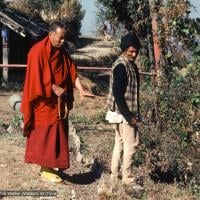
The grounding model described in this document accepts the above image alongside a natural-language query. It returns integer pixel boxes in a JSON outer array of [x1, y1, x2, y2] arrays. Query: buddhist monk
[[21, 21, 94, 183]]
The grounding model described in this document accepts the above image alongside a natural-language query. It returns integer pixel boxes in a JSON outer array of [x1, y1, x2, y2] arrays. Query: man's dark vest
[[107, 55, 140, 114]]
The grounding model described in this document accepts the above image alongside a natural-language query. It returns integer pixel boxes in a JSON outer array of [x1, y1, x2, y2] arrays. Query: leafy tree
[[60, 0, 85, 39], [8, 0, 85, 39], [9, 0, 64, 17], [96, 0, 150, 37]]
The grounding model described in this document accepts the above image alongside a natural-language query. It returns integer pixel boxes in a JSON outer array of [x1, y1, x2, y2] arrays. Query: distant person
[[21, 21, 94, 183], [103, 18, 115, 41], [106, 32, 142, 185]]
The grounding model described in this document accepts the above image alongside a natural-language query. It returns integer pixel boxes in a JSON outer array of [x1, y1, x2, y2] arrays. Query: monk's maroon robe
[[21, 36, 77, 168]]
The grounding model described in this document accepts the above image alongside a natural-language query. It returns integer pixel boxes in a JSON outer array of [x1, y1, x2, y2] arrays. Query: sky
[[190, 0, 200, 18], [80, 0, 98, 35], [80, 0, 200, 35]]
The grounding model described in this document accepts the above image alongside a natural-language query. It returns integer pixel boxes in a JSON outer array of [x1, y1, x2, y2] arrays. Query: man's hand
[[129, 117, 138, 127], [79, 89, 95, 99], [75, 77, 95, 99]]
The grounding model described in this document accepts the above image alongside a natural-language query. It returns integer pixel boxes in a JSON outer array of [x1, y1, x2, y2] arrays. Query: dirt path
[[71, 36, 119, 66]]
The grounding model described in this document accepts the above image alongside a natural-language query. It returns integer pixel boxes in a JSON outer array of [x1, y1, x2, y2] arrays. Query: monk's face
[[49, 27, 65, 48], [123, 46, 139, 62]]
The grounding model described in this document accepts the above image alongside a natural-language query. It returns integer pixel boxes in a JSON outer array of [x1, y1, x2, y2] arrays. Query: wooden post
[[1, 28, 9, 85], [148, 0, 161, 85], [151, 13, 162, 128], [148, 0, 162, 127], [151, 13, 161, 86], [146, 21, 155, 84]]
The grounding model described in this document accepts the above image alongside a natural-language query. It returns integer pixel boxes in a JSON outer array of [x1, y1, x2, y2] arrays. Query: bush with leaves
[[138, 44, 200, 192]]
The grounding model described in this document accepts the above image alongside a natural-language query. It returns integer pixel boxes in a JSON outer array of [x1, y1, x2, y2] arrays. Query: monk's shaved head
[[49, 21, 65, 48], [49, 21, 65, 32]]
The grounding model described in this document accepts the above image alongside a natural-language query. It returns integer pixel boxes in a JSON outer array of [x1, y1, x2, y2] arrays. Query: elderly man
[[106, 32, 141, 185], [21, 21, 94, 183]]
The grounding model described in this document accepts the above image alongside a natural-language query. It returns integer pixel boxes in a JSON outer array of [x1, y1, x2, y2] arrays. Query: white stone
[[7, 125, 14, 133], [8, 94, 22, 111]]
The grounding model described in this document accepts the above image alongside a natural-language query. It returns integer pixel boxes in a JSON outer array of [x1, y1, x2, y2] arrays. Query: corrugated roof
[[0, 6, 48, 39]]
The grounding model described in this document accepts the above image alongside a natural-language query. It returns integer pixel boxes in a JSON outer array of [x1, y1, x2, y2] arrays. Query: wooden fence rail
[[0, 64, 157, 76]]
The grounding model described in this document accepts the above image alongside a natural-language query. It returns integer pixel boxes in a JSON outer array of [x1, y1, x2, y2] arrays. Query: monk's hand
[[52, 84, 65, 97], [23, 120, 32, 137], [79, 89, 95, 99]]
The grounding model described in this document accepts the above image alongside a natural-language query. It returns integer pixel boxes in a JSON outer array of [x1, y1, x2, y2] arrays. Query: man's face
[[123, 46, 139, 62], [49, 27, 65, 48]]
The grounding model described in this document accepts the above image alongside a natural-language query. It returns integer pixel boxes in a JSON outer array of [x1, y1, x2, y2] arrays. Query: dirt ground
[[0, 37, 198, 200], [0, 91, 198, 200]]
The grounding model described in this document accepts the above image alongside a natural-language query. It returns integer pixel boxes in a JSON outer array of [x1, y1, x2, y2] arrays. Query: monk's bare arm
[[74, 77, 95, 98]]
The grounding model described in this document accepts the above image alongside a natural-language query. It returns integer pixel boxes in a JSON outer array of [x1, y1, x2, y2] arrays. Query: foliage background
[[9, 0, 85, 39]]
